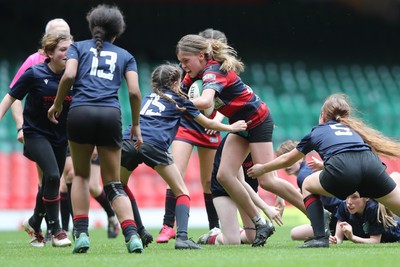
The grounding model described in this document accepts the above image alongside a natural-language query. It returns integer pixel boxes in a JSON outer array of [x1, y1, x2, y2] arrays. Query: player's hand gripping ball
[[188, 80, 215, 117]]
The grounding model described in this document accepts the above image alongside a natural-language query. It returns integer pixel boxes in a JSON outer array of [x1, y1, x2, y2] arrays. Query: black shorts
[[233, 113, 274, 142], [121, 140, 174, 171], [211, 174, 259, 198], [211, 151, 258, 198], [67, 106, 122, 147], [320, 150, 396, 199]]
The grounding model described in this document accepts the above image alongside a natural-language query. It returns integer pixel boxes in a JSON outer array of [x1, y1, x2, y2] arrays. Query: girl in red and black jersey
[[156, 29, 226, 243], [176, 34, 306, 247]]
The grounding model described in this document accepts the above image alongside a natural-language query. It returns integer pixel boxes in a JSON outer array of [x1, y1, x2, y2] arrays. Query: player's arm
[[125, 70, 142, 148], [191, 88, 215, 110], [247, 148, 305, 178], [0, 94, 17, 121], [48, 59, 78, 124], [339, 221, 381, 244], [237, 167, 283, 226], [194, 113, 246, 133], [329, 219, 344, 244]]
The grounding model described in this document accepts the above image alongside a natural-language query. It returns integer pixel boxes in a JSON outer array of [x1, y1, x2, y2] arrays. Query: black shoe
[[175, 237, 202, 250], [298, 236, 329, 248], [107, 217, 120, 239], [252, 223, 275, 247], [139, 228, 154, 248]]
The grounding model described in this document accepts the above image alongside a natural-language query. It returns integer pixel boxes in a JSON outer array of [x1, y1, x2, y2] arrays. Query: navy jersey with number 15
[[123, 91, 201, 151], [66, 39, 138, 109]]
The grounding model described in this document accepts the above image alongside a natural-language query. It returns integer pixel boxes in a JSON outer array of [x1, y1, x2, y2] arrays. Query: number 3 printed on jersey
[[330, 123, 352, 136], [89, 48, 117, 80]]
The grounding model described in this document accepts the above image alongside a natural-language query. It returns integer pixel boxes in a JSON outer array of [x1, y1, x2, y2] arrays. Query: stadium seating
[[1, 59, 399, 210]]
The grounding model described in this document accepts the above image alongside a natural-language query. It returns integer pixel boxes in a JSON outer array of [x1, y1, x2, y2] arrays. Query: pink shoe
[[156, 224, 176, 243]]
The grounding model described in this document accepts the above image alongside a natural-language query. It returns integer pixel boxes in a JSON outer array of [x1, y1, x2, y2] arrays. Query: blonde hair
[[150, 63, 187, 111], [322, 93, 400, 158], [377, 203, 397, 231], [176, 34, 244, 75], [45, 18, 70, 34], [276, 140, 299, 157]]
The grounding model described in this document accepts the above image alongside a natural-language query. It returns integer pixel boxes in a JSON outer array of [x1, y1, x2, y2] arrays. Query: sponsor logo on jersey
[[209, 137, 219, 143], [203, 73, 216, 81]]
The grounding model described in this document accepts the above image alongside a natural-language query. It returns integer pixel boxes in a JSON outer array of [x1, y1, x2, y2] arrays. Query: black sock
[[163, 189, 176, 227], [175, 195, 190, 239], [94, 190, 115, 218], [304, 194, 326, 237], [66, 183, 73, 217], [121, 220, 137, 242], [74, 215, 89, 237], [31, 185, 45, 232], [204, 193, 219, 229], [123, 185, 144, 233], [43, 196, 61, 235], [60, 192, 70, 231]]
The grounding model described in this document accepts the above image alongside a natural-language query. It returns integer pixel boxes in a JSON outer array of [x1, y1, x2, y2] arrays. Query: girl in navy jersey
[[248, 93, 400, 248], [48, 4, 143, 254], [119, 63, 247, 250], [330, 191, 400, 244], [176, 34, 306, 247], [0, 32, 73, 247], [156, 28, 226, 243]]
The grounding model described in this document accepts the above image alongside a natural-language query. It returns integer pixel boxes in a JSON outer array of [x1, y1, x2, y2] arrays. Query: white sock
[[251, 214, 266, 226]]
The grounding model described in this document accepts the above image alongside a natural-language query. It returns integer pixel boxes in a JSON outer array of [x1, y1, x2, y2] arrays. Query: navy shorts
[[211, 136, 258, 198], [67, 106, 122, 148], [320, 151, 396, 199], [233, 113, 274, 142], [121, 140, 174, 171]]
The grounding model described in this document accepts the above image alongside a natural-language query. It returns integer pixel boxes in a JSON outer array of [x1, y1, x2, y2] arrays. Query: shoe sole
[[156, 235, 175, 243], [127, 241, 143, 254], [52, 242, 72, 247], [73, 238, 90, 253], [175, 245, 202, 250], [130, 248, 143, 253], [73, 246, 90, 253]]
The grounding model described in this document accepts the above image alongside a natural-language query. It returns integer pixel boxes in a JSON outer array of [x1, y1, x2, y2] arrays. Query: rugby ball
[[188, 80, 215, 117]]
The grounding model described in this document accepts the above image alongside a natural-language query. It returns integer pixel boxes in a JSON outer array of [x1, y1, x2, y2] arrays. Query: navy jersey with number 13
[[66, 39, 138, 109]]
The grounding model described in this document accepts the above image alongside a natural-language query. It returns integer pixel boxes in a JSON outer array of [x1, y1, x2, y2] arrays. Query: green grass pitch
[[1, 207, 399, 267]]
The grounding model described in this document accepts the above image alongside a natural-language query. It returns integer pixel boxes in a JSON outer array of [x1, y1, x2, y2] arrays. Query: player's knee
[[104, 182, 127, 202]]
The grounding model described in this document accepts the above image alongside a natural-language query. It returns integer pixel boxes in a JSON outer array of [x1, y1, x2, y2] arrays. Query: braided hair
[[86, 4, 126, 57], [151, 63, 187, 110]]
